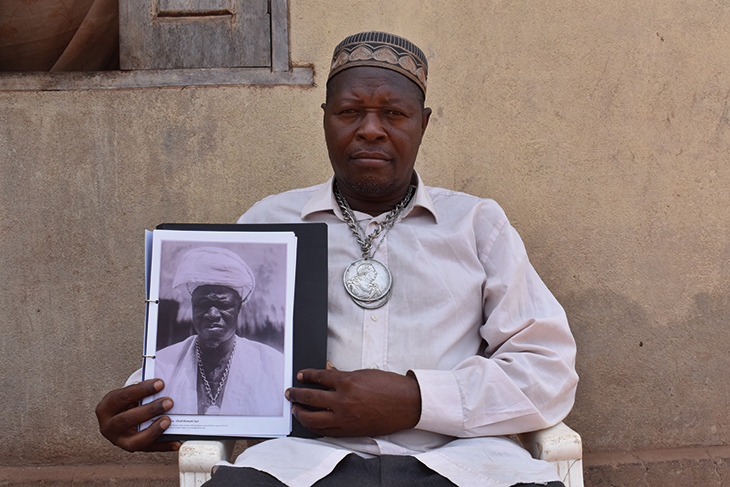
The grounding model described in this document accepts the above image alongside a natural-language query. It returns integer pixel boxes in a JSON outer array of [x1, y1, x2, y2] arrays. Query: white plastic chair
[[178, 439, 235, 487], [178, 422, 583, 487], [518, 422, 584, 487]]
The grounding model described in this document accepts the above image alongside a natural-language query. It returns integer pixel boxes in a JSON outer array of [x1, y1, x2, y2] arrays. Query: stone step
[[584, 445, 730, 486], [0, 464, 178, 487]]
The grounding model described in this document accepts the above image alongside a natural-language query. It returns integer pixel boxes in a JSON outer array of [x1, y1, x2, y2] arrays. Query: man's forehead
[[328, 31, 428, 98]]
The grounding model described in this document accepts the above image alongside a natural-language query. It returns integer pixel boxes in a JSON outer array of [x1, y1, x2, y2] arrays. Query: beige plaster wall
[[1, 0, 728, 468]]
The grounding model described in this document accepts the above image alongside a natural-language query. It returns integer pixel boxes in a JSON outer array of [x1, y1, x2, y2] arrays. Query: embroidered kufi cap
[[328, 31, 428, 96], [173, 247, 255, 303]]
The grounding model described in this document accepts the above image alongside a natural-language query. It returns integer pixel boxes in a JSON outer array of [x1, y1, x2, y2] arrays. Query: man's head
[[357, 262, 377, 279], [323, 32, 432, 214], [172, 246, 255, 350]]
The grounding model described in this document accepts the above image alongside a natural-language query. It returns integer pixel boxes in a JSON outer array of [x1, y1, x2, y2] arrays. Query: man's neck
[[198, 337, 235, 375], [336, 175, 417, 217], [345, 194, 409, 216]]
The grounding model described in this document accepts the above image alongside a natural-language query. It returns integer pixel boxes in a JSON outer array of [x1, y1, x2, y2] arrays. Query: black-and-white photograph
[[141, 229, 296, 437]]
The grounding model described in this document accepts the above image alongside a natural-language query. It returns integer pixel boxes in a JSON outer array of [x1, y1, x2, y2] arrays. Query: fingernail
[[154, 380, 164, 391], [297, 372, 303, 381], [162, 399, 173, 410], [285, 390, 290, 400], [160, 418, 171, 429]]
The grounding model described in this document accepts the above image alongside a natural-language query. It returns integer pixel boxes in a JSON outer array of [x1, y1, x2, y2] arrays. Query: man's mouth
[[350, 151, 391, 165]]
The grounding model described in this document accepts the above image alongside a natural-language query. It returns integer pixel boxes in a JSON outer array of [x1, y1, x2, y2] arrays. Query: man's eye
[[387, 110, 405, 116]]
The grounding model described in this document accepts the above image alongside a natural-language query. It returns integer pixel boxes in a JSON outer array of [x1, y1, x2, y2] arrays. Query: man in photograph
[[97, 31, 577, 487], [152, 246, 284, 416]]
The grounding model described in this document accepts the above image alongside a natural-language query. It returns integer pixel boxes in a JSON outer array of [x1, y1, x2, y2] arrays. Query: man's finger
[[286, 386, 335, 409], [296, 368, 340, 389], [101, 397, 174, 442], [291, 404, 338, 432], [96, 379, 165, 421], [117, 416, 180, 452]]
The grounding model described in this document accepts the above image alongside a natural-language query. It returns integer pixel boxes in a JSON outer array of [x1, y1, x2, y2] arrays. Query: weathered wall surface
[[0, 0, 728, 473]]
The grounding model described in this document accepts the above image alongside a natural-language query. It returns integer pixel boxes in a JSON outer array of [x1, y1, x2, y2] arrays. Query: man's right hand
[[95, 379, 181, 452]]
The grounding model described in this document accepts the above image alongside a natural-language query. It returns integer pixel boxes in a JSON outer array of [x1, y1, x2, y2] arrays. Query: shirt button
[[371, 315, 379, 322], [370, 364, 379, 369]]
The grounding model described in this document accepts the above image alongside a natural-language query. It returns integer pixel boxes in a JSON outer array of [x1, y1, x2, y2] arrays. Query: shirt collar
[[300, 172, 439, 223]]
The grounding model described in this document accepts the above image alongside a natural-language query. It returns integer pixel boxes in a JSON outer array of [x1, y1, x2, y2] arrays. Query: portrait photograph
[[141, 229, 297, 438]]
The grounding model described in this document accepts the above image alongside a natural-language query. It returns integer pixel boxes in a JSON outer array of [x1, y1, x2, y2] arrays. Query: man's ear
[[421, 107, 432, 135]]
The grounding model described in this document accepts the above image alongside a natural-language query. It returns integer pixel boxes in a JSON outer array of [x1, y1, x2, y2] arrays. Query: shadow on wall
[[564, 287, 730, 452]]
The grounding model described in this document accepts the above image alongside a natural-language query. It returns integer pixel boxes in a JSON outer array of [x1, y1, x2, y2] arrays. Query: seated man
[[96, 31, 578, 487]]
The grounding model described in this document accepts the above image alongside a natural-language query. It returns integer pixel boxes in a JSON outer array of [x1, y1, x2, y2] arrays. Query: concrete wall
[[1, 0, 728, 480]]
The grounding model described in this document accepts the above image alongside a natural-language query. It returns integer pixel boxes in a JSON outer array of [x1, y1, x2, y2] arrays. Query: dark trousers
[[202, 454, 566, 487]]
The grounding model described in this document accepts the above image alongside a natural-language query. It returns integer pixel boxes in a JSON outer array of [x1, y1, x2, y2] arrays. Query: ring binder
[[142, 222, 327, 440]]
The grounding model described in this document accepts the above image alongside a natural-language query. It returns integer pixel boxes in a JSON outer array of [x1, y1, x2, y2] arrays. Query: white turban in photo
[[173, 247, 255, 303]]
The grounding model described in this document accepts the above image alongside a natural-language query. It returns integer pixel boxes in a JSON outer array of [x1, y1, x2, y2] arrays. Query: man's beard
[[338, 171, 403, 200]]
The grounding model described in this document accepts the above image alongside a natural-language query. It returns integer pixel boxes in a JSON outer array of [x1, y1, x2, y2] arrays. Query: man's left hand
[[286, 365, 421, 438]]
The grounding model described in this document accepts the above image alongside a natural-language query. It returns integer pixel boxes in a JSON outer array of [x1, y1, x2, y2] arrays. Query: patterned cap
[[328, 31, 428, 96]]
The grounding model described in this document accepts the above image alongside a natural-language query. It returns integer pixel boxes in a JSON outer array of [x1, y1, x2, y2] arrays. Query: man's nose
[[356, 112, 386, 141], [204, 306, 222, 320]]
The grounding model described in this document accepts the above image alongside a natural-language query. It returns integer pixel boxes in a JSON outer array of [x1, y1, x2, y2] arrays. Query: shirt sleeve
[[411, 218, 578, 437]]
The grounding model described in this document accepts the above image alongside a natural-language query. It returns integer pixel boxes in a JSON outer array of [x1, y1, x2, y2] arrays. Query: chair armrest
[[517, 422, 582, 462], [179, 440, 235, 487], [518, 423, 584, 487]]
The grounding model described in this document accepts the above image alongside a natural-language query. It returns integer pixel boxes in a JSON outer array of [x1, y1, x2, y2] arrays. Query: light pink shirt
[[223, 175, 578, 487]]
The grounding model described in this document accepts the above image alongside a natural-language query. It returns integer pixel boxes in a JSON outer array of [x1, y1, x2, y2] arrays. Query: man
[[150, 246, 284, 416], [96, 31, 578, 486]]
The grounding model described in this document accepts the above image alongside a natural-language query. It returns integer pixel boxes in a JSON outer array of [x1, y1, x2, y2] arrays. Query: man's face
[[191, 285, 242, 350], [323, 66, 431, 206]]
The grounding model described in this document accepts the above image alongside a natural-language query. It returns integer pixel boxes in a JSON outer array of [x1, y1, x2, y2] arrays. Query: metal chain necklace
[[196, 336, 236, 415], [334, 180, 415, 309]]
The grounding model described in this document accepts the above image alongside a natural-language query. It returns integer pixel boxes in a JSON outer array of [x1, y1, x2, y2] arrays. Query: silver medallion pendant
[[343, 258, 392, 309], [205, 404, 221, 415]]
